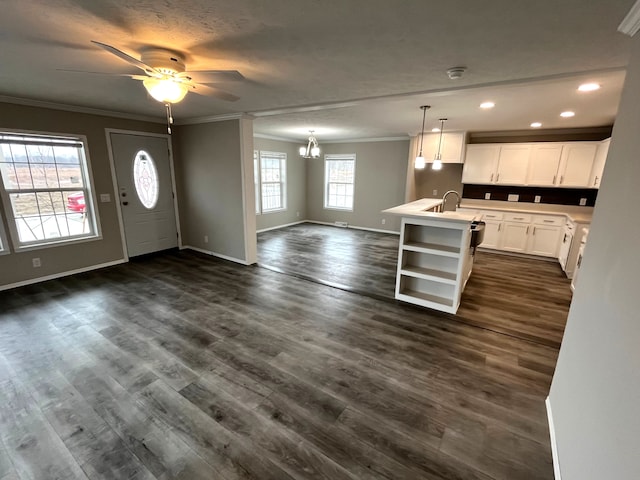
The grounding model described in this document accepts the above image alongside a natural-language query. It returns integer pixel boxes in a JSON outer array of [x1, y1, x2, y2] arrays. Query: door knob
[[122, 201, 129, 206]]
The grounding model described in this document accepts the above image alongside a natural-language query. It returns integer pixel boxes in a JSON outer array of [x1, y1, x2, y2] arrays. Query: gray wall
[[254, 137, 307, 231], [548, 33, 640, 479], [307, 140, 409, 232], [415, 164, 464, 203], [0, 102, 166, 288], [173, 119, 251, 263]]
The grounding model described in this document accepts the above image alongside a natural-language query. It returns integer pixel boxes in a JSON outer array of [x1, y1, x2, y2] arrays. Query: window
[[324, 154, 356, 211], [0, 131, 99, 248], [133, 150, 159, 209], [255, 151, 286, 213]]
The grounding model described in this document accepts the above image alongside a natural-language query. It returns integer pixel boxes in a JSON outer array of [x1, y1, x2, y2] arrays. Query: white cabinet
[[557, 143, 598, 187], [418, 132, 466, 163], [395, 218, 472, 314], [528, 224, 562, 257], [462, 145, 500, 183], [481, 220, 502, 249], [501, 213, 531, 252], [589, 138, 610, 188], [527, 144, 563, 186], [496, 144, 531, 184]]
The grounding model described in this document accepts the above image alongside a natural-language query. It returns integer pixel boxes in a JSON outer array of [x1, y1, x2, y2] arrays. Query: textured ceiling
[[0, 0, 635, 140]]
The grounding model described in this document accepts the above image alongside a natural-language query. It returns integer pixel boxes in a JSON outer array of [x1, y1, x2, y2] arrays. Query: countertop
[[382, 198, 477, 224], [459, 201, 593, 224]]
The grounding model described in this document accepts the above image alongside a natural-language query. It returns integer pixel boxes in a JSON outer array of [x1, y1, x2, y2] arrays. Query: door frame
[[105, 128, 182, 261]]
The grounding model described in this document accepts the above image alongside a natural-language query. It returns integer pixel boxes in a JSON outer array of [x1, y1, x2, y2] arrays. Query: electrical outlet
[[534, 195, 541, 203], [204, 235, 209, 243], [432, 189, 438, 196], [99, 193, 111, 203], [381, 218, 386, 225], [484, 193, 491, 200], [579, 198, 587, 206], [32, 257, 41, 268], [508, 194, 519, 202]]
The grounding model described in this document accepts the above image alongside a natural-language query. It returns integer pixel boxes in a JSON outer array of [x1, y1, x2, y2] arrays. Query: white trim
[[253, 133, 299, 143], [256, 220, 306, 233], [305, 220, 400, 235], [326, 136, 409, 144], [546, 397, 562, 480], [0, 258, 126, 292], [181, 245, 252, 265], [619, 0, 640, 36], [240, 117, 257, 264], [0, 95, 162, 124], [324, 153, 356, 212], [175, 112, 252, 126]]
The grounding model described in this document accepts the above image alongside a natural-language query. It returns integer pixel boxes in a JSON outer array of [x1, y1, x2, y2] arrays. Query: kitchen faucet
[[442, 190, 461, 211]]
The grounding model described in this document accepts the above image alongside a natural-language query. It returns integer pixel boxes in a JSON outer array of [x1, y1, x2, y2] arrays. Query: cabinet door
[[528, 225, 561, 257], [589, 138, 610, 188], [496, 145, 531, 184], [558, 143, 598, 187], [527, 144, 562, 186], [462, 145, 500, 184], [480, 220, 502, 249], [501, 222, 529, 252], [420, 132, 465, 163]]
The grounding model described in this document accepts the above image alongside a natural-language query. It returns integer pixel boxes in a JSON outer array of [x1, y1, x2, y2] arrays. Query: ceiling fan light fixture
[[143, 77, 189, 103]]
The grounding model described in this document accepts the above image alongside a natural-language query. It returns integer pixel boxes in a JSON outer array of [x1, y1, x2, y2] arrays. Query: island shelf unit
[[395, 217, 472, 313]]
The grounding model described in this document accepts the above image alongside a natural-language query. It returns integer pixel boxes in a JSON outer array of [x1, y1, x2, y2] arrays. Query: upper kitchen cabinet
[[589, 138, 610, 188], [495, 144, 531, 184], [419, 132, 467, 163], [461, 144, 500, 183], [527, 143, 564, 186], [557, 143, 598, 187]]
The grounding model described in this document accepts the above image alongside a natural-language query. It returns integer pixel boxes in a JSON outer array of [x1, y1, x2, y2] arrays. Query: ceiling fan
[[70, 41, 245, 132]]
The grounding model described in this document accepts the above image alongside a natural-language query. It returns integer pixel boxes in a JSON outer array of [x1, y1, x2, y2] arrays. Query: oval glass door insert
[[133, 150, 159, 209]]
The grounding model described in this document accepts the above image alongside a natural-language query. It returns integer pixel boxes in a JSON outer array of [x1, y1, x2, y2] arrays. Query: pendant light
[[414, 105, 430, 170], [432, 118, 447, 171], [299, 130, 320, 158]]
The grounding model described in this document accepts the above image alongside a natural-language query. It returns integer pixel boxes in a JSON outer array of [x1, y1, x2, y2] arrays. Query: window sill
[[261, 208, 287, 214], [324, 206, 354, 212], [14, 234, 103, 253]]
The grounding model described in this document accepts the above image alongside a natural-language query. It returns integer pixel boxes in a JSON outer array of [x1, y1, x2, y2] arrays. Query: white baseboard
[[0, 258, 126, 292], [546, 397, 562, 480], [256, 220, 306, 233], [305, 220, 400, 235], [182, 245, 254, 265]]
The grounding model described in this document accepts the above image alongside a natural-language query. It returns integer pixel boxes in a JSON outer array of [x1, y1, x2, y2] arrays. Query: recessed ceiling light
[[480, 101, 495, 109], [578, 83, 600, 92], [530, 122, 542, 128], [560, 111, 575, 118], [431, 127, 441, 132]]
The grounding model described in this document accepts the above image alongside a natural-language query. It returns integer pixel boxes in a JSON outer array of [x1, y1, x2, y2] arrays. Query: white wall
[[548, 31, 640, 480]]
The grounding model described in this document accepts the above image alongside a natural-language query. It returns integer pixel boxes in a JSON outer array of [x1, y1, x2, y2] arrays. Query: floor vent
[[334, 221, 348, 228]]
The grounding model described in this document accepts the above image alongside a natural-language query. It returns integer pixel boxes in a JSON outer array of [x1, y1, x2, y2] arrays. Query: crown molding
[[175, 112, 254, 126], [325, 136, 409, 144], [619, 0, 640, 36], [253, 133, 299, 142], [0, 95, 163, 123]]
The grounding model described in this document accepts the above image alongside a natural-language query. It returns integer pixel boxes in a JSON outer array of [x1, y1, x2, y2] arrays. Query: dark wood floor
[[0, 249, 558, 479], [258, 222, 571, 347]]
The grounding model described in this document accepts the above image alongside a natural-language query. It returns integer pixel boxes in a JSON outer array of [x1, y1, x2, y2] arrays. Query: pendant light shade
[[432, 118, 447, 171], [414, 105, 430, 170], [300, 131, 320, 158]]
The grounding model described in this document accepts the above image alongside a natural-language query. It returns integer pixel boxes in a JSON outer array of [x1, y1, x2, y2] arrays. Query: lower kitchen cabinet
[[501, 222, 530, 252], [528, 224, 562, 257], [481, 220, 502, 249]]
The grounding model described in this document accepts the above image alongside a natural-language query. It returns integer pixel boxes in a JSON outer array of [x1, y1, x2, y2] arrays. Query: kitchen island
[[382, 198, 479, 314]]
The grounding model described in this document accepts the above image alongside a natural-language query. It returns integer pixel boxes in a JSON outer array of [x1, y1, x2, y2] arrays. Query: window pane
[[58, 164, 84, 188], [325, 156, 355, 210], [0, 162, 21, 189], [133, 150, 159, 209]]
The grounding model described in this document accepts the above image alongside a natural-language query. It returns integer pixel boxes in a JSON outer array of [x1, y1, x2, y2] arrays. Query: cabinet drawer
[[503, 212, 532, 223], [532, 215, 564, 227], [479, 210, 504, 221]]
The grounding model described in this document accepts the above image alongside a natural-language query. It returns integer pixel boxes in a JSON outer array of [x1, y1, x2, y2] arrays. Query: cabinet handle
[[533, 227, 536, 235], [490, 173, 494, 182], [514, 217, 524, 220], [498, 223, 502, 231], [496, 173, 500, 182], [553, 175, 557, 184], [526, 226, 530, 234], [560, 175, 564, 184], [594, 176, 599, 186], [543, 220, 554, 223], [563, 233, 567, 243]]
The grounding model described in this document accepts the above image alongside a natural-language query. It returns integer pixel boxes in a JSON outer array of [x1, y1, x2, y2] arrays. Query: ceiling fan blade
[[178, 70, 244, 84], [56, 68, 143, 77], [91, 40, 157, 74], [189, 84, 240, 102]]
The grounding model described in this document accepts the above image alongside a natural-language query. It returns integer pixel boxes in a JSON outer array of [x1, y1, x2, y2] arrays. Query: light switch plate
[[484, 193, 491, 200], [508, 194, 519, 202], [534, 195, 541, 203], [579, 198, 587, 206], [100, 193, 111, 203]]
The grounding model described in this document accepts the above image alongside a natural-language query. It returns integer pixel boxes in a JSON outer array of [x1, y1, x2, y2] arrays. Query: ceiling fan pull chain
[[165, 102, 173, 134]]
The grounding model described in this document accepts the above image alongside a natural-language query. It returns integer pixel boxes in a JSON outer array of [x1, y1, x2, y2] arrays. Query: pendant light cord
[[436, 118, 446, 160], [418, 105, 430, 156], [165, 103, 174, 134]]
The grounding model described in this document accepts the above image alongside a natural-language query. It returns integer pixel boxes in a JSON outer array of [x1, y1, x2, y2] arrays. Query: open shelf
[[403, 241, 460, 257], [400, 265, 457, 284], [398, 288, 454, 308]]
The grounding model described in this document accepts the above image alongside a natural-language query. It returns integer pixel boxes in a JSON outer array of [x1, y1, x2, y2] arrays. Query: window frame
[[253, 150, 261, 215], [0, 129, 102, 251], [0, 216, 9, 255], [255, 150, 287, 214], [324, 153, 356, 212]]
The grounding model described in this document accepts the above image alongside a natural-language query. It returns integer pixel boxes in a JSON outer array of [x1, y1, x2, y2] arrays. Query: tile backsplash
[[462, 184, 598, 207]]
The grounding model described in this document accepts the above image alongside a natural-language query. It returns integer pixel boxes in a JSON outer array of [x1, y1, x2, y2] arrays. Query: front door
[[110, 132, 178, 257]]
